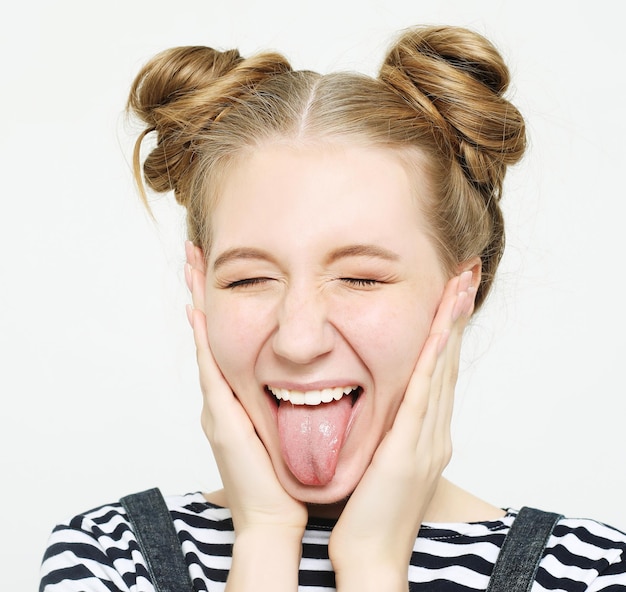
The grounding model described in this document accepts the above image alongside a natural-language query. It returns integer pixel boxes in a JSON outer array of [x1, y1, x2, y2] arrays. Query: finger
[[189, 304, 239, 438], [430, 320, 462, 453], [189, 306, 215, 393], [185, 241, 206, 295], [428, 273, 462, 337], [190, 305, 209, 359], [431, 280, 478, 452], [184, 262, 193, 293], [389, 331, 442, 442], [442, 276, 478, 395], [185, 303, 194, 328], [190, 267, 207, 313], [189, 306, 230, 402], [399, 272, 471, 447], [451, 270, 472, 322], [408, 327, 450, 451], [399, 272, 462, 414], [435, 271, 475, 354]]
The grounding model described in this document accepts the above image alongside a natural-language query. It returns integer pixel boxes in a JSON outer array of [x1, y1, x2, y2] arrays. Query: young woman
[[39, 25, 626, 592]]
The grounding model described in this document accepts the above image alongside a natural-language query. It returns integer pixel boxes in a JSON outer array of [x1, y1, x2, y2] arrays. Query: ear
[[457, 256, 481, 290]]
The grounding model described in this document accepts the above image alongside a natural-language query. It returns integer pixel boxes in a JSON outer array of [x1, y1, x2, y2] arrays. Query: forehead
[[210, 141, 432, 236], [204, 142, 445, 281]]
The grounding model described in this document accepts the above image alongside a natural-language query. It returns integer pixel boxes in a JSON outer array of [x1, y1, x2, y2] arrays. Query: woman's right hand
[[185, 241, 306, 591]]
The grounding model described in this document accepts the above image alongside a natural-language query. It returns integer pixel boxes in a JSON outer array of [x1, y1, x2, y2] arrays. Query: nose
[[272, 283, 334, 365]]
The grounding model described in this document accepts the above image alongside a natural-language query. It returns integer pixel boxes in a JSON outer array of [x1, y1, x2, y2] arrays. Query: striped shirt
[[39, 492, 626, 591]]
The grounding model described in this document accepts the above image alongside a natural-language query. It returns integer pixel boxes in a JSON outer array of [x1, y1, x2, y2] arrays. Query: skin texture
[[185, 142, 490, 591]]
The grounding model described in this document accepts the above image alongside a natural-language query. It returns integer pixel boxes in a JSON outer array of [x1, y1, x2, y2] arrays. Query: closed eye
[[226, 277, 272, 289], [340, 278, 380, 287]]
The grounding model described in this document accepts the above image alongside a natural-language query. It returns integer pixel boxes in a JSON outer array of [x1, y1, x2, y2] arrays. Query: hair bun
[[380, 25, 526, 197], [127, 46, 291, 204], [128, 46, 242, 124]]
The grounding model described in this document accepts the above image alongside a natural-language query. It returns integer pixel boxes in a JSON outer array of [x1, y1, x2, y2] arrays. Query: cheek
[[204, 295, 273, 390], [379, 312, 432, 392], [333, 293, 436, 381], [355, 296, 440, 438]]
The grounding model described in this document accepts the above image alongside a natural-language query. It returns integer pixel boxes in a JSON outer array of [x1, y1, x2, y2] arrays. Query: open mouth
[[266, 385, 362, 406], [266, 384, 364, 486]]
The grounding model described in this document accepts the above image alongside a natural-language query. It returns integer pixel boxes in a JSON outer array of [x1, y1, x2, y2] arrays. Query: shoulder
[[39, 491, 233, 591], [539, 512, 626, 591], [413, 509, 626, 591]]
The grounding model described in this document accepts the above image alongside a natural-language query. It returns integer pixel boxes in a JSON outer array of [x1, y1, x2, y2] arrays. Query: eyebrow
[[212, 247, 278, 272], [325, 244, 400, 265], [212, 243, 400, 272]]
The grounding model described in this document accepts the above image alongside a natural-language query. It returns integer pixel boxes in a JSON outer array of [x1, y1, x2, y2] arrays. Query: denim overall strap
[[486, 506, 562, 592], [120, 488, 194, 592]]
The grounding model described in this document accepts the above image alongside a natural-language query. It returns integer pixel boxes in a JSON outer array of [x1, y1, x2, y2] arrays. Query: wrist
[[330, 537, 410, 592], [333, 563, 408, 592], [227, 527, 304, 592], [234, 523, 305, 545]]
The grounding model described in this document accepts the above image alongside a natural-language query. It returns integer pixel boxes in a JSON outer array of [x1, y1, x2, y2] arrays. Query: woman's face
[[204, 142, 447, 505]]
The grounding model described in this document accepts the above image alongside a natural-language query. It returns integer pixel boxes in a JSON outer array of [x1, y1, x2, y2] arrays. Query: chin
[[286, 480, 353, 506]]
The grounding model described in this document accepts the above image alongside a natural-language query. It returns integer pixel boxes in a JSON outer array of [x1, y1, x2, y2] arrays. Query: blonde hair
[[127, 25, 526, 309]]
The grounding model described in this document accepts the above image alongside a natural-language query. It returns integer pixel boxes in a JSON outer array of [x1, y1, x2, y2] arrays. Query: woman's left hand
[[328, 270, 476, 592]]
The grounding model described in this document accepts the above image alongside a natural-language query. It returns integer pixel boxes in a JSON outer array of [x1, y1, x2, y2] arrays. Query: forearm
[[226, 527, 303, 592]]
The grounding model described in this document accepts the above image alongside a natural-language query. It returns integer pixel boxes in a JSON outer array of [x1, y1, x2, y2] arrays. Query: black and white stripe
[[39, 492, 626, 591]]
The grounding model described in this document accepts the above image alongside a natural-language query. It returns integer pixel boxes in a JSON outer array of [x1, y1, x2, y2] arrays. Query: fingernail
[[465, 285, 477, 317], [185, 304, 194, 328]]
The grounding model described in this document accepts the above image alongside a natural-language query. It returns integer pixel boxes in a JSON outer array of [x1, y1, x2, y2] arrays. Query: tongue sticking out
[[277, 395, 353, 486]]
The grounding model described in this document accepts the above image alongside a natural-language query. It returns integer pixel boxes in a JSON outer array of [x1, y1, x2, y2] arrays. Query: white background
[[1, 0, 624, 589]]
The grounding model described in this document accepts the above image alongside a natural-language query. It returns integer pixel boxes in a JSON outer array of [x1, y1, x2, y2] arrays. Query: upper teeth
[[268, 385, 357, 405]]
